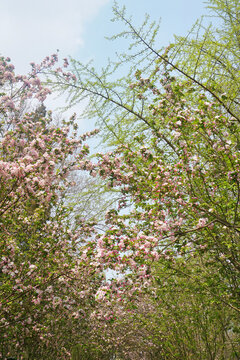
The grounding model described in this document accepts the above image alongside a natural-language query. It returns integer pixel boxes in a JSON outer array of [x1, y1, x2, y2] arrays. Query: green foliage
[[49, 0, 240, 147], [173, 0, 240, 118], [48, 1, 240, 358]]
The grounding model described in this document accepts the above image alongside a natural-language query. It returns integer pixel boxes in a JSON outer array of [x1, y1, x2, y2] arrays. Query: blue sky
[[0, 0, 208, 73], [0, 0, 209, 135], [80, 0, 208, 65]]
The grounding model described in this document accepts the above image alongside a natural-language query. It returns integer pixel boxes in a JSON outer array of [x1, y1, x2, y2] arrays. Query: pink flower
[[11, 166, 20, 176], [197, 218, 207, 227]]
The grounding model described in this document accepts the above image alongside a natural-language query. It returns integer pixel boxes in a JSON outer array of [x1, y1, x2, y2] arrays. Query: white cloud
[[0, 0, 109, 73]]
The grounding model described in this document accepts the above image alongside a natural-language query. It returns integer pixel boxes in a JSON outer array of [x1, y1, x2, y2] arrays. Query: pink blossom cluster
[[0, 55, 102, 359]]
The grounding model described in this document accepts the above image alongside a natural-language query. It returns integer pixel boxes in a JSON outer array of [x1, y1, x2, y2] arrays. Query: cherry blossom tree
[[0, 55, 105, 359]]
